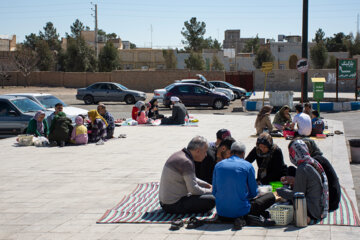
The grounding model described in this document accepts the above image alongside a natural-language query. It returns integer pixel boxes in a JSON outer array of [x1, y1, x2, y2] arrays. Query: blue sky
[[1, 0, 359, 48]]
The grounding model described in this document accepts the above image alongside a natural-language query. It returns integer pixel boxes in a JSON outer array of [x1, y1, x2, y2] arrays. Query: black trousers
[[218, 192, 275, 221], [160, 194, 216, 214]]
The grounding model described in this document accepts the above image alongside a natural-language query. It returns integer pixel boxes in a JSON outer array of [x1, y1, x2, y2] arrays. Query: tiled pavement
[[0, 114, 359, 239]]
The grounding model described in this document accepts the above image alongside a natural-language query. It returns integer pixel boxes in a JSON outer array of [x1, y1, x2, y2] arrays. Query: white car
[[6, 93, 88, 122]]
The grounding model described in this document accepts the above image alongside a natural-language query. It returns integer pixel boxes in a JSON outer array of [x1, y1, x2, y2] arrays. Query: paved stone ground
[[0, 114, 359, 239]]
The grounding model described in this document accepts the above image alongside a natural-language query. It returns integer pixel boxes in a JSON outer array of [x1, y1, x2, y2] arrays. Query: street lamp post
[[302, 0, 309, 102]]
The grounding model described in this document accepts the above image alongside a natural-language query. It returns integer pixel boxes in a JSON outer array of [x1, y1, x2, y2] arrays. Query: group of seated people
[[26, 102, 115, 146], [255, 102, 325, 137], [159, 130, 340, 228], [131, 96, 189, 125]]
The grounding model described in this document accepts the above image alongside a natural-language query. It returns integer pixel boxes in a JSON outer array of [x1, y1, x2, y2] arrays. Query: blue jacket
[[212, 155, 258, 218]]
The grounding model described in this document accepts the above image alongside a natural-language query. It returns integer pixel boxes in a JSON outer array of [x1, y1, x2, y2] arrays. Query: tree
[[98, 42, 120, 72], [211, 55, 224, 70], [23, 33, 39, 50], [314, 28, 325, 43], [106, 33, 117, 40], [212, 39, 222, 50], [69, 19, 85, 39], [253, 47, 274, 69], [184, 52, 205, 70], [242, 35, 260, 53], [162, 49, 177, 69], [310, 42, 328, 69], [64, 37, 97, 72], [325, 32, 350, 52], [130, 42, 137, 49], [12, 45, 38, 87], [327, 55, 337, 69], [0, 62, 13, 89], [39, 22, 61, 51], [181, 17, 206, 52], [347, 33, 360, 57], [36, 40, 55, 71]]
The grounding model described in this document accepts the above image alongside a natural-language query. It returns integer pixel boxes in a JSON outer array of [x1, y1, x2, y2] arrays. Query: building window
[[279, 64, 286, 70]]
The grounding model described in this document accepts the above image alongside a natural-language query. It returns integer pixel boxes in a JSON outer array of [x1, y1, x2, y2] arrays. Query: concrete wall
[[4, 70, 225, 92], [254, 69, 357, 92]]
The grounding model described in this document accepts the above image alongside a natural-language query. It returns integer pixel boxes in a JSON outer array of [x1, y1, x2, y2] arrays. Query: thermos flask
[[294, 192, 307, 227]]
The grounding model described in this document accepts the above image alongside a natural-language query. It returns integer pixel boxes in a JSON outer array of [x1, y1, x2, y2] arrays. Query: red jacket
[[132, 106, 139, 120]]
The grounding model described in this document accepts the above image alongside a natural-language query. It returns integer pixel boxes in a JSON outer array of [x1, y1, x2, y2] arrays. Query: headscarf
[[170, 96, 180, 102], [255, 132, 278, 180], [289, 139, 329, 218], [135, 101, 145, 109], [302, 138, 323, 157], [87, 110, 108, 127], [33, 110, 45, 134], [255, 105, 272, 127], [75, 115, 84, 126], [278, 105, 291, 121]]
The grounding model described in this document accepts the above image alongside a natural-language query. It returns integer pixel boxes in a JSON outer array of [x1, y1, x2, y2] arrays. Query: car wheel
[[124, 95, 135, 104], [234, 92, 241, 99], [213, 99, 225, 109], [83, 95, 94, 105]]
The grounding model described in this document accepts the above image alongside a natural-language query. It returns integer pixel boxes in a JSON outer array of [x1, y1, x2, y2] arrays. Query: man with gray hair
[[159, 136, 215, 214], [212, 141, 277, 228]]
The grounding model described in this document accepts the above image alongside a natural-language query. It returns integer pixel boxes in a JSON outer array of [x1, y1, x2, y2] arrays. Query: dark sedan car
[[209, 81, 247, 99], [76, 82, 147, 105], [163, 83, 230, 109]]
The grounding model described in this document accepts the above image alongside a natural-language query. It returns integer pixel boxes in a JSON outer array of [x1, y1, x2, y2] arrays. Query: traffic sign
[[261, 62, 273, 74], [296, 58, 308, 73]]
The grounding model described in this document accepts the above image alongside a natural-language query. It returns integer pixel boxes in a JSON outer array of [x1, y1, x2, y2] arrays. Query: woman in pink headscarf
[[70, 115, 88, 145]]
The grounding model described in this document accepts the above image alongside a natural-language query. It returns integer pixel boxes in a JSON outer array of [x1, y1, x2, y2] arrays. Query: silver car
[[76, 82, 147, 105], [0, 95, 51, 137]]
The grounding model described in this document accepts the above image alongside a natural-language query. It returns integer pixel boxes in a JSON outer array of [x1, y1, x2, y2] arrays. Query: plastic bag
[[33, 136, 50, 147]]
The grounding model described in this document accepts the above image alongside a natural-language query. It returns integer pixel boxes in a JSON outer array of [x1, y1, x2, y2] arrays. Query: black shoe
[[186, 217, 204, 229], [60, 141, 65, 147], [233, 217, 246, 230], [170, 218, 184, 231], [246, 215, 276, 227], [50, 141, 57, 147]]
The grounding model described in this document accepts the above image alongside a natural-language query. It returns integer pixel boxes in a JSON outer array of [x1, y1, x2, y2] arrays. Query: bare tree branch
[[11, 46, 38, 87]]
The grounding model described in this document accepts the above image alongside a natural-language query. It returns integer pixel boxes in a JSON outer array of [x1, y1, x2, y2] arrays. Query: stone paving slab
[[0, 114, 359, 239]]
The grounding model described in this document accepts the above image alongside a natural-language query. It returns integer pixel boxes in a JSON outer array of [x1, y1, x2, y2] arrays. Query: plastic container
[[349, 139, 360, 163], [268, 204, 294, 225], [17, 134, 34, 146], [269, 181, 284, 192], [269, 91, 294, 108]]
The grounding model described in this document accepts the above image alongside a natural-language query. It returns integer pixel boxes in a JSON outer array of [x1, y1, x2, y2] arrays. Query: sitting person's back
[[311, 110, 324, 136], [49, 112, 73, 146], [291, 104, 312, 136], [70, 116, 88, 145], [255, 105, 273, 135], [161, 97, 189, 125]]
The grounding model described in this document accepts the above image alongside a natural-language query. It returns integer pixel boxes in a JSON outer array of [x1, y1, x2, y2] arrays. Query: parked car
[[76, 82, 147, 105], [176, 79, 235, 101], [153, 83, 176, 104], [0, 95, 52, 137], [209, 81, 247, 99], [163, 83, 230, 109], [6, 93, 88, 122]]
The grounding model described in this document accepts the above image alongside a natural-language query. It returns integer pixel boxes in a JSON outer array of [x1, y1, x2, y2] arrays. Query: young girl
[[136, 105, 149, 124], [70, 115, 88, 145]]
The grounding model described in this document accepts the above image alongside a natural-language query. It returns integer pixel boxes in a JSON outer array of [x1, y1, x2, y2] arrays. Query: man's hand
[[281, 176, 295, 187]]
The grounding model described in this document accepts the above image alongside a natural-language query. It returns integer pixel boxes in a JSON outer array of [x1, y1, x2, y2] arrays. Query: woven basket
[[268, 204, 294, 225]]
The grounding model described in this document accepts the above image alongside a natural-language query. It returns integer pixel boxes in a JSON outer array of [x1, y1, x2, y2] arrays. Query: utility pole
[[91, 2, 98, 58], [357, 13, 359, 34], [150, 24, 153, 49], [301, 0, 309, 102]]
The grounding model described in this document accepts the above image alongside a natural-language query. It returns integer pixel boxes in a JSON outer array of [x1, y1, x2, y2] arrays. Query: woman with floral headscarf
[[26, 110, 49, 137], [277, 139, 329, 222], [87, 110, 108, 143], [254, 105, 273, 135], [273, 105, 292, 130], [245, 132, 287, 185]]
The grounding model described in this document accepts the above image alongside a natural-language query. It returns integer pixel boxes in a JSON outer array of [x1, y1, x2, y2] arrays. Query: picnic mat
[[97, 182, 360, 226], [120, 118, 198, 127]]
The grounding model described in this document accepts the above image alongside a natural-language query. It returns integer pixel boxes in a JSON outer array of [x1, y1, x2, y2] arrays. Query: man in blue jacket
[[212, 141, 276, 228]]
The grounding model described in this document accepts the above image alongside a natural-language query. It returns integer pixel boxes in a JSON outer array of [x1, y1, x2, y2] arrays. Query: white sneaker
[[96, 139, 104, 145]]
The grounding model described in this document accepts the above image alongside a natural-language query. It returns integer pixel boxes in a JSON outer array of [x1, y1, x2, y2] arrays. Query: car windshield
[[165, 84, 175, 91], [11, 98, 45, 113], [36, 95, 67, 108], [114, 83, 128, 90], [223, 82, 234, 87]]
